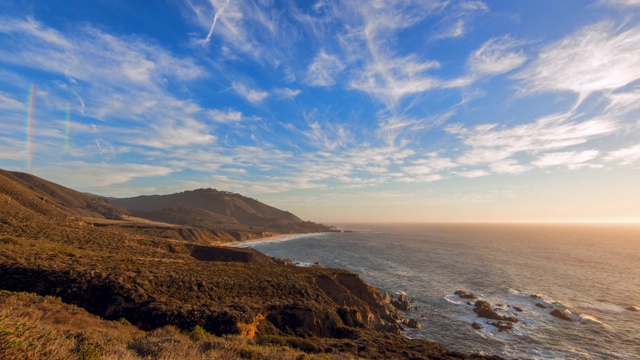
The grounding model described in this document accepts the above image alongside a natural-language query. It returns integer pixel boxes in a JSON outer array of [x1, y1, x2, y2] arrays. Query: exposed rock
[[513, 306, 523, 312], [392, 293, 411, 311], [530, 294, 541, 299], [550, 309, 572, 321], [535, 303, 547, 309], [626, 306, 639, 312], [403, 318, 421, 329], [487, 321, 514, 331], [473, 300, 518, 322], [454, 290, 477, 299], [398, 300, 411, 311], [471, 322, 482, 330], [272, 257, 293, 266], [467, 301, 474, 306]]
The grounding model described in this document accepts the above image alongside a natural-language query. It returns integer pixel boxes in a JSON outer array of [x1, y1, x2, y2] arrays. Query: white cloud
[[0, 16, 71, 47], [274, 87, 302, 99], [599, 0, 640, 7], [457, 169, 490, 178], [435, 19, 466, 39], [40, 162, 174, 188], [490, 159, 530, 174], [0, 92, 23, 110], [532, 150, 600, 168], [307, 50, 345, 86], [350, 55, 442, 105], [432, 1, 489, 40], [605, 144, 640, 165], [232, 82, 269, 104], [401, 155, 457, 175], [469, 36, 527, 75], [0, 18, 205, 89], [447, 112, 619, 165], [208, 109, 243, 123], [515, 21, 640, 106], [198, 0, 231, 46]]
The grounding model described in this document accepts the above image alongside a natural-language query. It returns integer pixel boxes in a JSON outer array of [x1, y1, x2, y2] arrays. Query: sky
[[0, 0, 639, 223]]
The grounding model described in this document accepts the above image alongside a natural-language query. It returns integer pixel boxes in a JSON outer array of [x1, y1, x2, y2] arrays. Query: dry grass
[[0, 291, 357, 360]]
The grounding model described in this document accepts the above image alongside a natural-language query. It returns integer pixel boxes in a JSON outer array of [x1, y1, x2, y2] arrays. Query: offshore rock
[[403, 318, 421, 329], [473, 300, 518, 322], [392, 293, 411, 311], [626, 306, 639, 312], [455, 290, 477, 299], [535, 303, 547, 309], [471, 322, 482, 329], [550, 309, 573, 321], [487, 321, 513, 332]]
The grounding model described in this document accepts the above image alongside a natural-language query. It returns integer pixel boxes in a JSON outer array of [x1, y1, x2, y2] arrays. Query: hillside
[[0, 169, 123, 220], [110, 189, 332, 233], [0, 169, 501, 359]]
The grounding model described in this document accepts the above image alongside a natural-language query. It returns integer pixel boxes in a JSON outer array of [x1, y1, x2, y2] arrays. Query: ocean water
[[236, 223, 640, 359]]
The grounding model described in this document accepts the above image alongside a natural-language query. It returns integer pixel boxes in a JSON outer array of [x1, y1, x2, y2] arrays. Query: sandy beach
[[222, 233, 307, 247]]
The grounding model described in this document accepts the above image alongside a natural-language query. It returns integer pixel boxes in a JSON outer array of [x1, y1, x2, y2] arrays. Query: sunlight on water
[[249, 223, 640, 359]]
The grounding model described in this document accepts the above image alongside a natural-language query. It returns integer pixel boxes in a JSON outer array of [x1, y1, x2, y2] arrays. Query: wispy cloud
[[198, 0, 230, 46], [599, 0, 640, 7], [0, 91, 23, 110], [605, 144, 640, 165], [468, 36, 527, 75], [306, 50, 345, 86], [515, 21, 640, 107], [273, 87, 301, 99], [457, 169, 490, 178], [432, 0, 489, 40], [39, 162, 174, 188], [232, 82, 269, 104], [447, 112, 619, 165], [208, 109, 243, 123], [532, 150, 600, 169]]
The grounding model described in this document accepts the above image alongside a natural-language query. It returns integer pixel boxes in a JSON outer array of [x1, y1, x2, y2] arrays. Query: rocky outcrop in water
[[391, 293, 411, 311], [535, 303, 547, 308], [487, 321, 513, 331], [403, 318, 421, 329], [473, 300, 518, 322], [550, 309, 572, 321], [454, 290, 477, 299], [626, 306, 638, 312]]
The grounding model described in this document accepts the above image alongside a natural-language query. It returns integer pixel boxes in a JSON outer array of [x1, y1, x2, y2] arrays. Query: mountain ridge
[[109, 188, 304, 227]]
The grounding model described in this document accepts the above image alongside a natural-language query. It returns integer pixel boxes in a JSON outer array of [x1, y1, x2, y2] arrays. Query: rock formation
[[550, 309, 572, 321], [473, 300, 518, 322]]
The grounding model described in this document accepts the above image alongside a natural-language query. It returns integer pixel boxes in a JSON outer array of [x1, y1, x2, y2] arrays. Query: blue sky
[[1, 0, 639, 223]]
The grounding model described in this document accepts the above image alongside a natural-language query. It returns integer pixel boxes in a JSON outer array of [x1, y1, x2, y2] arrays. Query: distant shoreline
[[223, 232, 327, 247]]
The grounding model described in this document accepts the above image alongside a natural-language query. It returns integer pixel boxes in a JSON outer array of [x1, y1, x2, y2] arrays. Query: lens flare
[[25, 83, 35, 169]]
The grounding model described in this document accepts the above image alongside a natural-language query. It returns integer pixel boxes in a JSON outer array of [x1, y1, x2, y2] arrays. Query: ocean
[[235, 223, 640, 359]]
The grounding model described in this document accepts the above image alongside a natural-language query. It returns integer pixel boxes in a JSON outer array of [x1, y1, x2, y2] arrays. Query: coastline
[[222, 232, 314, 247]]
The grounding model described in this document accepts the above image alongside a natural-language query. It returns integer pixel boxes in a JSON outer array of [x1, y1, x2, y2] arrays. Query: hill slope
[[0, 169, 123, 220], [110, 188, 309, 227]]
